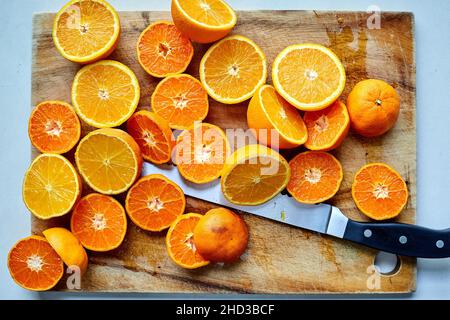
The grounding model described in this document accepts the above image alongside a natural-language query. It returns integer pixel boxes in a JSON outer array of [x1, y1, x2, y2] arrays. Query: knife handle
[[343, 220, 450, 258]]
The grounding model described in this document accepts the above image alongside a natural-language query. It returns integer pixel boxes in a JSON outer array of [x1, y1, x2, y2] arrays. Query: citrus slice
[[352, 163, 408, 220], [75, 128, 142, 195], [175, 123, 230, 184], [247, 84, 308, 149], [221, 144, 290, 205], [127, 110, 175, 164], [53, 0, 120, 64], [199, 35, 267, 104], [272, 43, 346, 111], [71, 193, 127, 251], [304, 100, 350, 151], [8, 236, 64, 291], [23, 153, 81, 219], [71, 60, 140, 128], [42, 227, 88, 275], [137, 21, 194, 78], [28, 101, 81, 154], [151, 74, 209, 130], [166, 213, 210, 269], [287, 151, 343, 204], [171, 0, 237, 43], [125, 174, 186, 231]]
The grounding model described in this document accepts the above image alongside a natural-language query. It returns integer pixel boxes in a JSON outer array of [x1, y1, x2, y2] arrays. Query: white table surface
[[1, 0, 449, 300]]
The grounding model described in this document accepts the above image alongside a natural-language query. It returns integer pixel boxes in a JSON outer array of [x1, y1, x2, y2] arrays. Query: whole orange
[[347, 79, 400, 137], [193, 208, 248, 263]]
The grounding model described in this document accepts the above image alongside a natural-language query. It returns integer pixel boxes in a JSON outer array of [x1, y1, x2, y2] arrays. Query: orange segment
[[8, 236, 64, 291], [151, 74, 209, 130], [166, 213, 210, 269], [175, 123, 230, 184], [126, 174, 186, 231], [137, 21, 194, 78], [75, 128, 143, 195], [304, 100, 350, 151], [199, 35, 267, 104], [53, 0, 120, 64], [272, 43, 346, 111], [71, 60, 140, 128], [247, 84, 307, 149], [71, 193, 127, 251], [352, 163, 408, 220]]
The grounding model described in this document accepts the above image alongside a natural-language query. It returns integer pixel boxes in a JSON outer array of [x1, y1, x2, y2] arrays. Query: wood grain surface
[[31, 10, 416, 293]]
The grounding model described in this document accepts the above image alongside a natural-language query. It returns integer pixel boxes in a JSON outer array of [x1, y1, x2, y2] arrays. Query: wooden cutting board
[[31, 10, 416, 293]]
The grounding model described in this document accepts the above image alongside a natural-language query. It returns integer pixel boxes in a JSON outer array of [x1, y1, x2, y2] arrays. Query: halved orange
[[125, 174, 186, 231], [247, 84, 308, 149], [53, 0, 120, 64], [75, 128, 142, 195], [71, 193, 127, 251], [175, 123, 230, 184], [352, 163, 408, 220], [199, 35, 267, 104], [272, 43, 346, 111], [151, 74, 209, 130], [137, 21, 194, 78], [127, 110, 175, 164], [72, 60, 140, 128], [28, 101, 81, 154], [166, 213, 210, 269], [8, 236, 64, 291], [23, 153, 82, 219], [287, 151, 343, 204], [171, 0, 237, 43], [304, 100, 350, 151]]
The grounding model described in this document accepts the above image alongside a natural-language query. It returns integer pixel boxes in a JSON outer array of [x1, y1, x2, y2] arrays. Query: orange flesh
[[177, 0, 234, 26]]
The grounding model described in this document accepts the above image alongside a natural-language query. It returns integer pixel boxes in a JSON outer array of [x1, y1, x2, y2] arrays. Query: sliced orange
[[71, 193, 127, 251], [75, 128, 142, 195], [28, 101, 81, 154], [127, 110, 175, 164], [199, 35, 267, 104], [71, 60, 140, 128], [221, 144, 290, 205], [8, 236, 64, 291], [352, 163, 408, 220], [151, 74, 209, 130], [304, 100, 350, 151], [166, 213, 210, 269], [175, 123, 230, 184], [171, 0, 237, 43], [137, 21, 194, 78], [53, 0, 120, 64], [23, 154, 81, 219], [125, 174, 186, 231], [247, 84, 308, 149], [272, 43, 346, 111], [287, 151, 343, 204]]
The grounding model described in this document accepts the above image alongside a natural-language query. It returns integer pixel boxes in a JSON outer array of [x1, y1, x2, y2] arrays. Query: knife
[[143, 162, 450, 259]]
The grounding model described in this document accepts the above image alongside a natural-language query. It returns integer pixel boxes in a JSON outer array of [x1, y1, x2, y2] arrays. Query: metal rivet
[[436, 240, 444, 249], [364, 229, 372, 238], [399, 236, 407, 244]]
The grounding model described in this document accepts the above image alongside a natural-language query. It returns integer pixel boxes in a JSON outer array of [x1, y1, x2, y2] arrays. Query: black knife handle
[[343, 220, 450, 258]]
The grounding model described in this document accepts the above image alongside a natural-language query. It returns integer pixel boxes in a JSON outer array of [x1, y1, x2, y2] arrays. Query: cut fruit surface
[[28, 101, 81, 154], [199, 35, 267, 104], [71, 193, 127, 251], [166, 213, 210, 269], [151, 74, 209, 130], [71, 60, 140, 128], [247, 84, 307, 149], [287, 151, 343, 204], [23, 154, 81, 219], [126, 174, 186, 231], [272, 43, 346, 111], [75, 128, 142, 195], [137, 21, 194, 78]]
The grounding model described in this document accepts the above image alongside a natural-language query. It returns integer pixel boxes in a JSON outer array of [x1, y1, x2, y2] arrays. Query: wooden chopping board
[[31, 10, 416, 293]]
